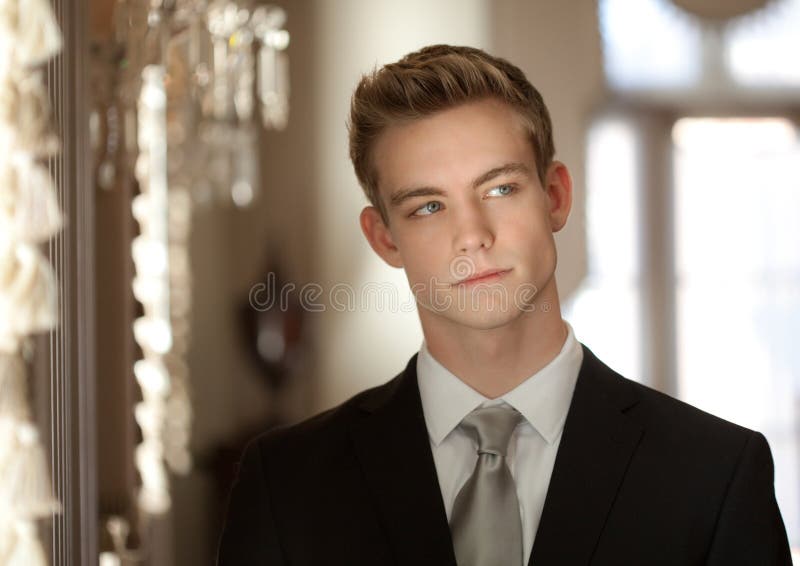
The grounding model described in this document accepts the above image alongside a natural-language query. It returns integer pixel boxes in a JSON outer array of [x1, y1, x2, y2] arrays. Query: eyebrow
[[388, 162, 534, 209]]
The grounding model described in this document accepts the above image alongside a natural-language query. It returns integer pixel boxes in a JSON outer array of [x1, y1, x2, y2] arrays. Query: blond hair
[[347, 44, 555, 224]]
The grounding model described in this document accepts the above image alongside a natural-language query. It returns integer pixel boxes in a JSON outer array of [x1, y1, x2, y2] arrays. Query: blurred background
[[1, 0, 797, 564]]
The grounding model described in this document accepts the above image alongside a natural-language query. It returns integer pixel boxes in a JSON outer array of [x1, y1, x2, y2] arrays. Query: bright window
[[564, 118, 642, 381], [598, 0, 701, 90], [600, 0, 800, 91], [588, 3, 800, 552], [673, 117, 800, 546], [726, 0, 800, 87]]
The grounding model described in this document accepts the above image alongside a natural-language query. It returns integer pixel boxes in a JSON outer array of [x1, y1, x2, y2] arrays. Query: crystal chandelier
[[92, 1, 290, 557], [125, 0, 290, 513]]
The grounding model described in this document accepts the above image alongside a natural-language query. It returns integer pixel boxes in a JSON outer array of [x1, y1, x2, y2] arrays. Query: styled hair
[[347, 44, 555, 224]]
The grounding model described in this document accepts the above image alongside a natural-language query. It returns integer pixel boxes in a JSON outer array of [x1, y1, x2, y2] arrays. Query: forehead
[[372, 98, 534, 197]]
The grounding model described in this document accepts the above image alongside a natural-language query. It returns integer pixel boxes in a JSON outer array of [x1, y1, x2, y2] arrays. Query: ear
[[359, 206, 404, 268], [544, 160, 573, 233]]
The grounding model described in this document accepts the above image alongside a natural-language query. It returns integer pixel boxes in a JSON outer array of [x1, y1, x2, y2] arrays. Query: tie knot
[[460, 405, 522, 457]]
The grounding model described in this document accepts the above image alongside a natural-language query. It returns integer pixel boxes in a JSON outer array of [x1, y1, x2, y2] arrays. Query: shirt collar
[[417, 320, 583, 446]]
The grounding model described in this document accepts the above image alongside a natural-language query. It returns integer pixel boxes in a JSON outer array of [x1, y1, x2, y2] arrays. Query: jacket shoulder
[[619, 374, 763, 468], [628, 377, 751, 434], [581, 344, 757, 450], [576, 346, 766, 463]]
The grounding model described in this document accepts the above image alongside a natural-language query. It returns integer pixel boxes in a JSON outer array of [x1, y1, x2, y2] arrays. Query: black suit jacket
[[217, 344, 792, 565]]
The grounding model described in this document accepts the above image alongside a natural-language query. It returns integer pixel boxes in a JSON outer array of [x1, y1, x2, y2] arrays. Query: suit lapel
[[349, 354, 457, 566], [529, 344, 644, 566]]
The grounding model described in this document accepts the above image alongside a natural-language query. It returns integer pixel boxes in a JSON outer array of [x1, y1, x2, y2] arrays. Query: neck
[[419, 284, 567, 399]]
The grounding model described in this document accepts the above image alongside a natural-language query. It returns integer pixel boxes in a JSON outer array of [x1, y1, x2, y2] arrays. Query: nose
[[452, 203, 494, 253]]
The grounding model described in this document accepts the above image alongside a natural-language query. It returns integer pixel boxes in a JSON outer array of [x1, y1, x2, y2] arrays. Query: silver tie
[[450, 405, 524, 566]]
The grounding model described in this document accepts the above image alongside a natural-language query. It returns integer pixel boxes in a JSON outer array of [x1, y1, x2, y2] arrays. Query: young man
[[218, 45, 792, 565]]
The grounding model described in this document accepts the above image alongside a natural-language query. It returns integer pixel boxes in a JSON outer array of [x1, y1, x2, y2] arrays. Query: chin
[[440, 302, 526, 331]]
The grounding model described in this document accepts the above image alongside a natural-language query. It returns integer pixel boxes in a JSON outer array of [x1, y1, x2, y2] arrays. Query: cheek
[[399, 241, 438, 279], [503, 212, 552, 247], [504, 221, 557, 269]]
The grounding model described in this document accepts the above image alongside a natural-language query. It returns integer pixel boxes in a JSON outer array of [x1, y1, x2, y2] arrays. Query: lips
[[456, 268, 510, 286]]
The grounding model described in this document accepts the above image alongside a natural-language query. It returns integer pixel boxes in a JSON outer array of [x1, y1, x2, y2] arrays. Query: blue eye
[[487, 184, 515, 197], [412, 201, 442, 216]]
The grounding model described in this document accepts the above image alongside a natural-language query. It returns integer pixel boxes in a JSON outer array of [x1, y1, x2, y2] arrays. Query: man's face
[[360, 97, 572, 331]]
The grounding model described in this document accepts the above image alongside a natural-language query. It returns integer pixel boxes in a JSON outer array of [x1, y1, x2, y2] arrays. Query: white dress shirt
[[416, 320, 583, 564]]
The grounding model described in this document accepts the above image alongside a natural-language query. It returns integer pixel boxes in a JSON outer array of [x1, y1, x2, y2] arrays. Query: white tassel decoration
[[0, 514, 14, 565], [0, 75, 16, 152], [6, 520, 47, 566], [0, 159, 63, 243], [0, 159, 13, 214], [15, 161, 63, 242], [0, 352, 28, 477], [0, 418, 18, 489], [0, 332, 19, 354], [0, 3, 18, 79], [1, 71, 60, 157], [15, 0, 63, 68], [0, 0, 65, 560], [0, 352, 28, 420], [3, 422, 61, 519], [0, 243, 59, 338]]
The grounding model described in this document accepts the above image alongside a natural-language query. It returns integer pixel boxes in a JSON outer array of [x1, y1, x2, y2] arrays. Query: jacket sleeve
[[217, 438, 286, 565], [704, 431, 793, 565]]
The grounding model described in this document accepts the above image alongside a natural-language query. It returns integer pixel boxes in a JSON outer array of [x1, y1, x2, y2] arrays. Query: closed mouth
[[456, 269, 510, 286]]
